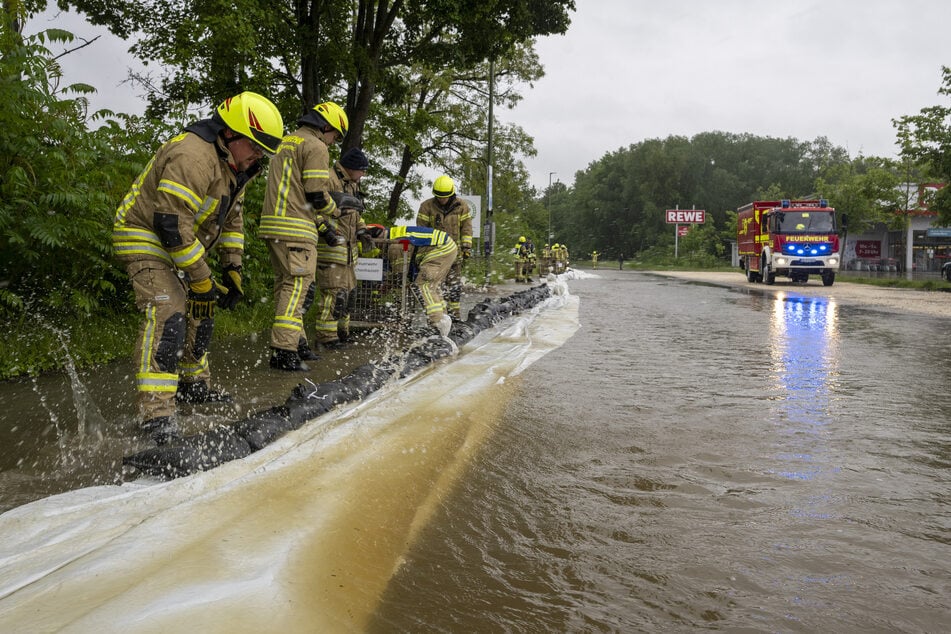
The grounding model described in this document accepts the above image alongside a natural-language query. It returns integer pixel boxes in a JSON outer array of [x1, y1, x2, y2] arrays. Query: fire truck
[[737, 199, 841, 286]]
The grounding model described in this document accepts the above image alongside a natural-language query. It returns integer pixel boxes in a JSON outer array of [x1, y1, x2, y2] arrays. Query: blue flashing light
[[819, 245, 827, 252], [819, 199, 828, 207], [787, 244, 796, 252], [781, 199, 791, 208]]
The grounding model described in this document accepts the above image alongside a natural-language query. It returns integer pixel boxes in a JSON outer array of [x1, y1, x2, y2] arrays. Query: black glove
[[356, 228, 374, 253], [329, 191, 365, 212], [187, 278, 217, 321], [215, 264, 244, 310], [317, 221, 346, 247], [461, 246, 471, 260], [367, 225, 386, 239]]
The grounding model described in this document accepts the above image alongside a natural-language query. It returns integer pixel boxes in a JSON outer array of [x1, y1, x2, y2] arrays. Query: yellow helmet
[[433, 175, 456, 198], [217, 91, 284, 154], [313, 101, 348, 138], [552, 243, 560, 249], [518, 236, 526, 243]]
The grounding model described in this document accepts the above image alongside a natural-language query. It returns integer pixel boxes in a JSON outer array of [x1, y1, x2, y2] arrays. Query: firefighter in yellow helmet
[[113, 91, 284, 444], [513, 235, 530, 282], [590, 249, 600, 269], [368, 224, 458, 337], [415, 175, 473, 318], [260, 101, 349, 371], [312, 147, 373, 349]]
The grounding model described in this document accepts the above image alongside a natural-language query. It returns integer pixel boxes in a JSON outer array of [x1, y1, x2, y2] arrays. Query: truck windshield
[[775, 211, 835, 233]]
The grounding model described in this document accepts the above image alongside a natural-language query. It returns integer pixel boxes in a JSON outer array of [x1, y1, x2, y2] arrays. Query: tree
[[0, 23, 153, 316], [893, 65, 951, 225], [59, 0, 575, 196]]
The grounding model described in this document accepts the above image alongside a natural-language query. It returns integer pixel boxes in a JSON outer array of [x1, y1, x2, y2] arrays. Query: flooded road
[[1, 271, 950, 631], [370, 271, 951, 632]]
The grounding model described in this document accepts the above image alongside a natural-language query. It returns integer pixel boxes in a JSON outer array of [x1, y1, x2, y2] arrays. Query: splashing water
[[39, 321, 107, 441]]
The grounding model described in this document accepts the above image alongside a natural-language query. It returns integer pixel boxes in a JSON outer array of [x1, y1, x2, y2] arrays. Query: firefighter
[[415, 175, 472, 319], [591, 250, 599, 269], [539, 244, 551, 276], [551, 243, 562, 274], [513, 236, 530, 282], [333, 147, 368, 198], [559, 243, 570, 271], [312, 191, 369, 349], [260, 101, 348, 371], [314, 147, 373, 349], [113, 91, 284, 444], [369, 225, 458, 336], [526, 238, 536, 281]]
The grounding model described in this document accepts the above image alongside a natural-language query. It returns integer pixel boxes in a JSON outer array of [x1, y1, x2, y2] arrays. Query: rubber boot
[[297, 339, 321, 361], [175, 380, 233, 404], [270, 347, 309, 372], [435, 314, 452, 337], [141, 416, 181, 446]]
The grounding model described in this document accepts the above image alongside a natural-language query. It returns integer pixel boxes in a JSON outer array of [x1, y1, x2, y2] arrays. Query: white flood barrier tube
[[0, 278, 580, 632]]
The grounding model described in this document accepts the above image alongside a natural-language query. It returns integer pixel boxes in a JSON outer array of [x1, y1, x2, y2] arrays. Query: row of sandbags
[[122, 283, 553, 479]]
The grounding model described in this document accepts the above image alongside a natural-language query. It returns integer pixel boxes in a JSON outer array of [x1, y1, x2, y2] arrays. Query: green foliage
[[546, 132, 841, 261], [893, 66, 951, 225], [0, 27, 145, 320]]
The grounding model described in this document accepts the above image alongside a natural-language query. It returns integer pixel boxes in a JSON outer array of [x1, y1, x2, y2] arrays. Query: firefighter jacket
[[331, 160, 364, 198], [415, 196, 472, 253], [386, 226, 457, 265], [514, 242, 531, 261], [113, 118, 257, 281], [317, 206, 366, 267], [260, 125, 337, 246]]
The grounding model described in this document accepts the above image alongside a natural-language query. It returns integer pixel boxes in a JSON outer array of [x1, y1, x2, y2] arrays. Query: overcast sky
[[34, 1, 951, 196], [509, 0, 951, 192]]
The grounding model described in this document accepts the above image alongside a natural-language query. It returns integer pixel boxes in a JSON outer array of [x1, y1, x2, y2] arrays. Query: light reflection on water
[[768, 293, 840, 482], [371, 273, 951, 633]]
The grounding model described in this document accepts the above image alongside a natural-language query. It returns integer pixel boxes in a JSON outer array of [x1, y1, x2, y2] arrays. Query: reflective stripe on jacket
[[388, 226, 457, 265], [113, 125, 249, 278], [415, 196, 473, 251], [260, 126, 336, 245]]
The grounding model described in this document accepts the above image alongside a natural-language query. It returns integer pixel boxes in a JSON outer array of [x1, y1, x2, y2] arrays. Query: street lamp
[[547, 171, 556, 244]]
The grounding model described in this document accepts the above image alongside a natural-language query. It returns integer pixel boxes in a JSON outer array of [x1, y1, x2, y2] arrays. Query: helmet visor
[[250, 128, 282, 154]]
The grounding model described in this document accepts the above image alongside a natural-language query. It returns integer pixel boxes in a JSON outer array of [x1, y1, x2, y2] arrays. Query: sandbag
[[122, 425, 254, 478]]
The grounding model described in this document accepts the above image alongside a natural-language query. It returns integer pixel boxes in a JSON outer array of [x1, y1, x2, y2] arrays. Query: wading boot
[[297, 339, 321, 361], [270, 347, 309, 372], [141, 416, 181, 446], [175, 380, 233, 404]]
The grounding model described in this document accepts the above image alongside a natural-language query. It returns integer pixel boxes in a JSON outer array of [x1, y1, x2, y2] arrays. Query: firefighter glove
[[367, 225, 386, 239], [330, 191, 365, 212], [216, 264, 244, 310], [461, 246, 471, 260], [356, 228, 374, 253], [187, 278, 217, 321], [318, 222, 346, 247]]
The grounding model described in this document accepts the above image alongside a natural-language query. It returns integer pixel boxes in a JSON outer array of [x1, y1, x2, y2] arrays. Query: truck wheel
[[822, 271, 835, 286], [746, 262, 756, 283], [944, 267, 951, 282], [762, 258, 775, 285]]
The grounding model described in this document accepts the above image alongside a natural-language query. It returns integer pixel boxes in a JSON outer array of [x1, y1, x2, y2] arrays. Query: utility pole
[[547, 171, 557, 244]]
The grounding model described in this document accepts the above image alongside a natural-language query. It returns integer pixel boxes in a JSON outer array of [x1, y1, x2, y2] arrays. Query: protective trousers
[[128, 260, 212, 421], [514, 258, 527, 281], [444, 259, 463, 318], [268, 240, 316, 351], [417, 246, 457, 325], [315, 262, 356, 344]]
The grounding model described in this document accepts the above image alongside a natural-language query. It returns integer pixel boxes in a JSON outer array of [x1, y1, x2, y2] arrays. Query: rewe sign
[[666, 209, 706, 224]]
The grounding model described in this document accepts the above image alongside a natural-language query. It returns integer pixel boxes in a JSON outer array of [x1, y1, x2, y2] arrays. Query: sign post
[[666, 206, 706, 258]]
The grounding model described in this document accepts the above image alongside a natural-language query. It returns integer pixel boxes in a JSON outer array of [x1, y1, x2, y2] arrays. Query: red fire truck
[[737, 199, 841, 286]]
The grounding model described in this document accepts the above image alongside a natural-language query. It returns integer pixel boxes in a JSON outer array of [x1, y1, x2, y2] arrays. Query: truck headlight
[[775, 257, 788, 265], [828, 256, 839, 265]]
